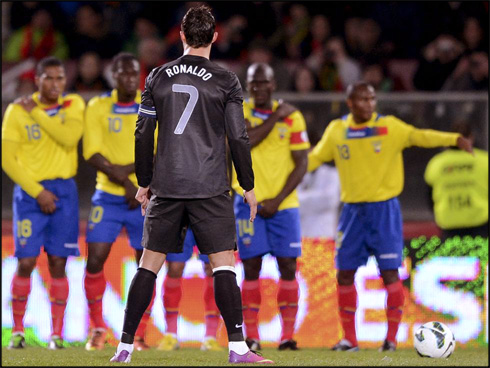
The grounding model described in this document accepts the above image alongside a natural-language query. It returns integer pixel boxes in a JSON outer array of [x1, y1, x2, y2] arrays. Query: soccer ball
[[413, 321, 455, 358]]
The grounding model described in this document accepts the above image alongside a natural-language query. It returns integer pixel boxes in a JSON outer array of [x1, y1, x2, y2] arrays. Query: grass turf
[[1, 346, 488, 366]]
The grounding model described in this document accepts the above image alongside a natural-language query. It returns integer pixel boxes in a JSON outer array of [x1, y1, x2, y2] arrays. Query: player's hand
[[257, 198, 281, 218], [243, 189, 257, 223], [108, 164, 129, 185], [123, 180, 140, 209], [14, 96, 37, 113], [136, 186, 151, 216], [276, 101, 297, 120], [36, 189, 58, 214], [457, 135, 474, 155]]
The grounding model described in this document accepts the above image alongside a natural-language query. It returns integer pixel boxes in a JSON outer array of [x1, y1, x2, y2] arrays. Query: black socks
[[213, 269, 244, 342], [121, 268, 157, 344]]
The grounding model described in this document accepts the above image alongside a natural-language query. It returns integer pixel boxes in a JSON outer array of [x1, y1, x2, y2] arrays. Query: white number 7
[[172, 84, 199, 134]]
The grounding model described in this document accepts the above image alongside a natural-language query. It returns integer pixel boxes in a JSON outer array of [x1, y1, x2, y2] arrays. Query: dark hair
[[111, 52, 139, 72], [181, 5, 215, 48], [36, 56, 63, 76], [346, 81, 374, 99]]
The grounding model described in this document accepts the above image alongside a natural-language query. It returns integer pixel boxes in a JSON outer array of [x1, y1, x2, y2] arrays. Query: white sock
[[117, 342, 134, 354], [229, 341, 249, 355]]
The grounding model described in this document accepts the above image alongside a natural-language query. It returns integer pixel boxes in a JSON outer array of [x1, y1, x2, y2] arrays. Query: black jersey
[[135, 54, 254, 198]]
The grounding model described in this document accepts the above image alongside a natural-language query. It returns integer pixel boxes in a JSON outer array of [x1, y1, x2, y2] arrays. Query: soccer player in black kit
[[110, 6, 273, 364]]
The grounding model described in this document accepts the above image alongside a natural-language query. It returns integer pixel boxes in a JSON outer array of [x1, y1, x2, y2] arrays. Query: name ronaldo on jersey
[[165, 64, 213, 81]]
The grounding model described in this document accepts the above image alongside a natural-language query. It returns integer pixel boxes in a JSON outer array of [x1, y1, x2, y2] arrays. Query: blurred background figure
[[72, 52, 110, 92], [443, 51, 488, 91], [137, 37, 167, 90], [212, 15, 248, 60], [424, 122, 488, 241], [413, 34, 465, 90], [361, 63, 394, 92], [292, 65, 320, 93], [461, 17, 487, 55], [317, 37, 361, 91], [238, 41, 291, 91], [3, 9, 68, 62], [123, 17, 160, 56], [69, 3, 121, 59]]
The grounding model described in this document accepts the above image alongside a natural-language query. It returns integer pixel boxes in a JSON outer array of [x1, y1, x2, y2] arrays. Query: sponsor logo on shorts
[[64, 243, 79, 249], [19, 238, 27, 246], [243, 237, 252, 246], [379, 253, 398, 259], [289, 242, 301, 248]]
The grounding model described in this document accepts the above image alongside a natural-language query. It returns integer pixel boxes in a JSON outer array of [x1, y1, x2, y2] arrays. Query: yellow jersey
[[231, 99, 310, 210], [308, 113, 460, 203], [2, 91, 85, 198], [425, 148, 488, 229], [83, 89, 145, 196]]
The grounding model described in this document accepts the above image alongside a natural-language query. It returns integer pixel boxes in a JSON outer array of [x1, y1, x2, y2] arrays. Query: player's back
[[145, 54, 244, 198]]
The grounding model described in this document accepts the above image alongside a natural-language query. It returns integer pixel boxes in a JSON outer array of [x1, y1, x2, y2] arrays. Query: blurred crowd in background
[[2, 1, 489, 100]]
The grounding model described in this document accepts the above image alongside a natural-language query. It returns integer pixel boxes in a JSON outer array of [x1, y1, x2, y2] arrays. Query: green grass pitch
[[1, 346, 488, 366]]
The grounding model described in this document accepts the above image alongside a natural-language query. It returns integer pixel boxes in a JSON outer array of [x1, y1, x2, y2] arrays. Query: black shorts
[[142, 191, 237, 255]]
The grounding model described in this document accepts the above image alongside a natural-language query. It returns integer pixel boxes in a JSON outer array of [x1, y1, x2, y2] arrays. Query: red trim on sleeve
[[290, 131, 306, 144], [62, 100, 72, 108]]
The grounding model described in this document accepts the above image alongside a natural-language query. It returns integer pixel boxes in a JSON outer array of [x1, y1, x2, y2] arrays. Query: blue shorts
[[335, 197, 403, 270], [166, 229, 209, 263], [13, 179, 79, 259], [234, 195, 302, 260], [86, 190, 144, 250]]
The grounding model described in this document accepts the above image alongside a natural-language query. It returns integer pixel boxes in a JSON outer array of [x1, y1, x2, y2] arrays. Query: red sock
[[204, 276, 220, 338], [11, 275, 31, 334], [338, 284, 358, 346], [84, 271, 107, 330], [50, 277, 69, 337], [385, 280, 405, 344], [242, 279, 261, 340], [277, 278, 299, 341], [163, 276, 182, 334], [135, 284, 156, 339]]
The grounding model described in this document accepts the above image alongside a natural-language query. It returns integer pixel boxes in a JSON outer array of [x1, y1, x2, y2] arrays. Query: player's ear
[[211, 32, 218, 44], [346, 98, 353, 110], [180, 31, 186, 45], [34, 75, 40, 90]]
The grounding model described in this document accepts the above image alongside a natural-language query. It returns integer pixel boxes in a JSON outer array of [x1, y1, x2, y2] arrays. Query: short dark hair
[[111, 52, 139, 72], [346, 81, 374, 99], [181, 5, 215, 48], [36, 56, 63, 76]]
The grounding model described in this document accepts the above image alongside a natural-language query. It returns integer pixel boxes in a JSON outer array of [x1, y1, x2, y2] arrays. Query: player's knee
[[278, 258, 297, 280], [242, 257, 262, 280], [16, 257, 37, 277], [380, 269, 399, 285], [167, 261, 185, 278], [337, 270, 356, 285], [85, 257, 105, 274]]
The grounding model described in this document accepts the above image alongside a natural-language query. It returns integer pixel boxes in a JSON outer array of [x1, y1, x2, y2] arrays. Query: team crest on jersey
[[372, 140, 382, 153], [277, 126, 288, 139]]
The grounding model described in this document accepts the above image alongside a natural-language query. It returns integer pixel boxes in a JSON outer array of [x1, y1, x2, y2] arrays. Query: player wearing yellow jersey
[[231, 63, 309, 351], [425, 122, 488, 240], [308, 81, 473, 352], [82, 53, 154, 351], [2, 57, 85, 350]]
